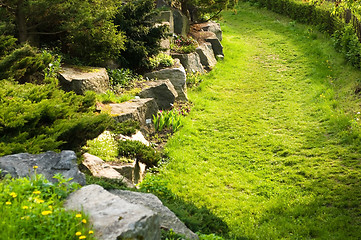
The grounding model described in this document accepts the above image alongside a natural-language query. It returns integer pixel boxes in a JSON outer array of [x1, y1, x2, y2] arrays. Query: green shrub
[[333, 24, 361, 68], [0, 81, 111, 156], [108, 119, 140, 136], [85, 175, 127, 190], [0, 44, 52, 83], [107, 68, 141, 88], [118, 140, 161, 168], [114, 0, 169, 71], [96, 90, 134, 104], [187, 71, 203, 88], [0, 172, 95, 240], [83, 131, 118, 162], [170, 35, 198, 54], [0, 35, 17, 58], [149, 53, 175, 70]]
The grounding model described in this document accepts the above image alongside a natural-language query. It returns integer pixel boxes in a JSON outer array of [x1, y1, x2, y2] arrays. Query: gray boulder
[[58, 66, 110, 95], [200, 21, 222, 41], [154, 11, 174, 34], [171, 52, 205, 74], [205, 34, 224, 57], [196, 42, 217, 70], [65, 185, 160, 240], [173, 9, 189, 36], [138, 80, 178, 110], [81, 153, 135, 188], [111, 190, 199, 240], [0, 151, 85, 185], [107, 98, 159, 127], [145, 59, 188, 101]]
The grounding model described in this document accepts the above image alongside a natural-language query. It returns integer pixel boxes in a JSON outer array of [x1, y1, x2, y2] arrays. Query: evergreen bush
[[118, 140, 161, 167]]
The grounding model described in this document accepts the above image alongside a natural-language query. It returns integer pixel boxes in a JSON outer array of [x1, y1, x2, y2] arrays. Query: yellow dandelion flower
[[82, 219, 87, 224], [75, 214, 82, 218], [88, 230, 94, 234], [41, 210, 52, 216], [48, 205, 53, 209], [22, 206, 29, 210], [10, 192, 17, 198], [79, 236, 86, 239], [33, 166, 38, 169], [34, 198, 44, 204], [5, 201, 11, 205], [75, 232, 82, 236], [33, 190, 41, 195]]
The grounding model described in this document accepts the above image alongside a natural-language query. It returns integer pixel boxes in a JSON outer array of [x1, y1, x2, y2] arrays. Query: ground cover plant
[[0, 169, 94, 240], [143, 2, 361, 239]]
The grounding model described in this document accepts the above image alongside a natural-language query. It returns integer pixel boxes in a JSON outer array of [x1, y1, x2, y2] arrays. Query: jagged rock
[[118, 130, 150, 146], [111, 190, 199, 240], [190, 31, 224, 57], [173, 9, 189, 36], [65, 185, 160, 240], [171, 52, 205, 74], [138, 80, 178, 110], [81, 153, 135, 188], [196, 42, 217, 70], [154, 11, 174, 34], [110, 161, 146, 185], [145, 59, 187, 101], [0, 151, 85, 185], [199, 21, 222, 41], [107, 98, 159, 127], [58, 66, 110, 95]]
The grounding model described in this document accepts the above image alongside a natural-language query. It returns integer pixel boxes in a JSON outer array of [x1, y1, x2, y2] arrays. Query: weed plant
[[146, 2, 361, 239], [0, 170, 95, 240], [170, 35, 198, 54], [153, 110, 183, 132], [96, 90, 134, 104], [149, 53, 174, 70]]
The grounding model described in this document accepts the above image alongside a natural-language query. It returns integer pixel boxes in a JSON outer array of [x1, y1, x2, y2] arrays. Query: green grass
[[143, 2, 361, 239]]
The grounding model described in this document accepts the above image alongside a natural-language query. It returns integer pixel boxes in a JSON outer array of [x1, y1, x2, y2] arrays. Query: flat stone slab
[[145, 59, 188, 101], [58, 66, 110, 95], [111, 190, 199, 240], [65, 185, 160, 240], [138, 80, 178, 110], [0, 151, 85, 185], [107, 98, 159, 127]]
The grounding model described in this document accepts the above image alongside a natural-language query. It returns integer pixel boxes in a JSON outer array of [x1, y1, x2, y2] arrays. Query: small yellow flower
[[10, 192, 17, 198], [48, 205, 53, 209], [5, 201, 11, 205], [88, 230, 94, 234], [76, 214, 82, 218], [79, 236, 86, 239], [41, 210, 52, 216], [75, 232, 82, 236], [33, 166, 38, 169], [82, 219, 87, 224], [34, 198, 44, 204], [22, 206, 29, 210], [33, 190, 41, 195]]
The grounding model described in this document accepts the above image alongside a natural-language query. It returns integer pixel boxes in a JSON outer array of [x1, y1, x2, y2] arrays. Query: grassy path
[[152, 3, 361, 239]]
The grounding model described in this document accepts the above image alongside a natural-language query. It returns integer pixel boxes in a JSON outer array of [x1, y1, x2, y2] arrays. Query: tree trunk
[[15, 0, 27, 43]]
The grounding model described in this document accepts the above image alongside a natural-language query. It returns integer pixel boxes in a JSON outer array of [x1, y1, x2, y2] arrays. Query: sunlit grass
[[144, 2, 361, 239]]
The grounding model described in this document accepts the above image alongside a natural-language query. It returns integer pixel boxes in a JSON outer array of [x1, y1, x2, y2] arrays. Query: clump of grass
[[96, 90, 134, 104], [0, 170, 95, 240], [153, 110, 183, 132], [170, 35, 198, 54], [83, 131, 118, 162], [149, 53, 174, 70]]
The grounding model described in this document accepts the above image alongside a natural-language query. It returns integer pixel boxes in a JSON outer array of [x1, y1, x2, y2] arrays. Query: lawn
[[143, 2, 361, 240]]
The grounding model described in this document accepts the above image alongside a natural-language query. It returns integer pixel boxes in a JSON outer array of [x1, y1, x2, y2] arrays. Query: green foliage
[[153, 110, 183, 132], [186, 71, 203, 88], [107, 68, 140, 88], [108, 119, 140, 136], [85, 175, 127, 190], [333, 24, 361, 68], [0, 81, 111, 156], [114, 0, 169, 71], [0, 172, 95, 240], [161, 229, 187, 240], [0, 0, 125, 65], [118, 140, 161, 167], [0, 44, 52, 83], [149, 53, 175, 70], [0, 35, 17, 58], [83, 131, 118, 162], [170, 35, 198, 54], [246, 0, 342, 34], [96, 90, 134, 104]]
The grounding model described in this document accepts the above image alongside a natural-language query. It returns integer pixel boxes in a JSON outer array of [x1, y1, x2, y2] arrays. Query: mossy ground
[[146, 2, 361, 239]]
